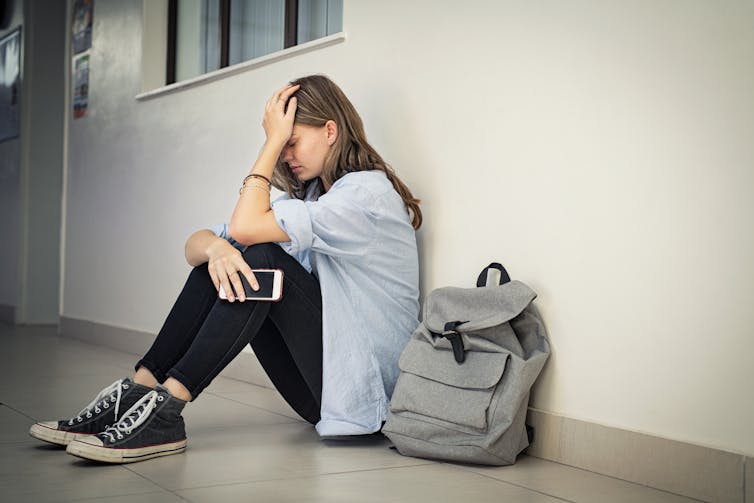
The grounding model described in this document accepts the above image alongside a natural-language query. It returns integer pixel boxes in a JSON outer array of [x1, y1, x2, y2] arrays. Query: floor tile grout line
[[122, 463, 194, 500], [0, 439, 52, 446], [1, 401, 39, 422], [441, 463, 578, 503], [528, 456, 710, 502], [201, 389, 305, 423], [166, 462, 436, 493], [57, 488, 193, 503], [450, 458, 708, 503]]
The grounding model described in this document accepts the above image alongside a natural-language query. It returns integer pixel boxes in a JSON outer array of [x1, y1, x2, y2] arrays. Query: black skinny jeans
[[136, 243, 323, 424]]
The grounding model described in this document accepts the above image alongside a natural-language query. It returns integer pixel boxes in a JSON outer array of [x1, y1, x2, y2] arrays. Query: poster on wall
[[0, 27, 21, 142], [73, 54, 89, 119], [72, 0, 93, 54]]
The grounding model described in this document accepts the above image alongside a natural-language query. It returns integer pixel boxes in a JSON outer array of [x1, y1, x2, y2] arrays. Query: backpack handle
[[476, 262, 511, 287]]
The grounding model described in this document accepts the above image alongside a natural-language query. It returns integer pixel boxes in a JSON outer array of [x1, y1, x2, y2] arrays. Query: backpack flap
[[398, 338, 509, 389], [424, 280, 536, 335], [394, 338, 510, 430]]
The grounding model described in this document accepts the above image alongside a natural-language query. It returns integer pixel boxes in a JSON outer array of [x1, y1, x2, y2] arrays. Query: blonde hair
[[271, 75, 423, 229]]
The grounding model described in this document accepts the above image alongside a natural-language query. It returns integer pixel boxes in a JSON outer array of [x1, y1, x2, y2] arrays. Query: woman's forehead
[[292, 124, 322, 136]]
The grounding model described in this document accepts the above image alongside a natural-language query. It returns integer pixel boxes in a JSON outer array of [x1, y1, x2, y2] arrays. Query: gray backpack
[[383, 263, 550, 465]]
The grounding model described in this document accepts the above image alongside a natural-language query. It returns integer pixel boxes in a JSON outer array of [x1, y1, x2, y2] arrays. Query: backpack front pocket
[[390, 338, 509, 431]]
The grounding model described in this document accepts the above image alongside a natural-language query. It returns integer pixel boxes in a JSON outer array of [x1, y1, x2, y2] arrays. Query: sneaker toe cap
[[30, 421, 72, 445], [29, 421, 61, 436], [74, 435, 105, 447], [36, 421, 61, 430]]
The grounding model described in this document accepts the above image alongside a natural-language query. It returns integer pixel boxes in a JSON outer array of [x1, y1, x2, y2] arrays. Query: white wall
[[63, 0, 754, 456]]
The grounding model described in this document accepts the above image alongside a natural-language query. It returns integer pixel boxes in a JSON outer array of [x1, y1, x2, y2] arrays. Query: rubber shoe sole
[[29, 421, 93, 446], [66, 436, 187, 464]]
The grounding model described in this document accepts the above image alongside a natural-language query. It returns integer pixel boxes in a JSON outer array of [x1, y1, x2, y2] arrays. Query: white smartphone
[[218, 269, 284, 302]]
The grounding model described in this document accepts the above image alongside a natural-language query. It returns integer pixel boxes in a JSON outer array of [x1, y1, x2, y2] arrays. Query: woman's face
[[280, 124, 331, 183]]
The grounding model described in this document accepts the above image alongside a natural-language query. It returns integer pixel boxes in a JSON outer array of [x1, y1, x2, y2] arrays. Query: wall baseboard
[[0, 304, 15, 323], [58, 316, 749, 503], [525, 408, 750, 503], [59, 317, 155, 356]]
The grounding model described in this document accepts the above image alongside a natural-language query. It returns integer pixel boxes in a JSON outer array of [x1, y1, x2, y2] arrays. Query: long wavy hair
[[271, 75, 422, 229]]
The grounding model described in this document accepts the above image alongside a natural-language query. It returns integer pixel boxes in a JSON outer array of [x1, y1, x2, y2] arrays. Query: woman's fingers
[[263, 84, 300, 145], [216, 256, 260, 302], [284, 97, 297, 120], [278, 84, 300, 103], [217, 267, 235, 302], [206, 239, 260, 302], [235, 261, 259, 292], [269, 84, 300, 108], [209, 261, 235, 301], [225, 264, 247, 302]]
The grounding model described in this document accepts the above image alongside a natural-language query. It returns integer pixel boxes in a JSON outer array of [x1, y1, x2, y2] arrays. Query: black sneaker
[[66, 387, 187, 463], [29, 378, 152, 446]]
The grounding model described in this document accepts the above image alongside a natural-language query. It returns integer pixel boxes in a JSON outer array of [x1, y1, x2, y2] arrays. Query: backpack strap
[[476, 262, 511, 287]]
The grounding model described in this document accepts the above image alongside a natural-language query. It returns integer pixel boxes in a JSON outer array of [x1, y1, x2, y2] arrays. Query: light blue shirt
[[212, 171, 420, 436]]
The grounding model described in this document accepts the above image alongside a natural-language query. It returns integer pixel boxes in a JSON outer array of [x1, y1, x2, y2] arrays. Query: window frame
[[166, 0, 300, 85]]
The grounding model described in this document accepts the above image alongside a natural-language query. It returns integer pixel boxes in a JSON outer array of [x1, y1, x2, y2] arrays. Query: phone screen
[[238, 271, 276, 298], [218, 269, 282, 301]]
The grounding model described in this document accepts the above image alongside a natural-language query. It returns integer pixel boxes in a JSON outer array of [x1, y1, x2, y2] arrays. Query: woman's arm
[[227, 141, 290, 245], [184, 229, 223, 267], [228, 84, 299, 246]]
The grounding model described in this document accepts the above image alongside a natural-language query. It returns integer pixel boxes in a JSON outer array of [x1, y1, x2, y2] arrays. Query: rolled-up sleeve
[[272, 198, 314, 257], [272, 183, 376, 259], [208, 223, 246, 251]]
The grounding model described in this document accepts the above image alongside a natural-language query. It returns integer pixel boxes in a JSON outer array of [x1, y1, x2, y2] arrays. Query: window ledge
[[136, 31, 346, 101]]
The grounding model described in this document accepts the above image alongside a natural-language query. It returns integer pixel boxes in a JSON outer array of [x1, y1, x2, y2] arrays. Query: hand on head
[[263, 84, 300, 148]]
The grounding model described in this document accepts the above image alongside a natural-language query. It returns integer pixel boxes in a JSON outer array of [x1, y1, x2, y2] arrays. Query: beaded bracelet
[[242, 184, 270, 195], [240, 173, 271, 195], [239, 180, 271, 195], [242, 173, 272, 187]]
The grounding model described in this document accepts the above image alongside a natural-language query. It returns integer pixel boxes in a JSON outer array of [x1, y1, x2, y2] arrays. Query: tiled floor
[[1, 323, 701, 502]]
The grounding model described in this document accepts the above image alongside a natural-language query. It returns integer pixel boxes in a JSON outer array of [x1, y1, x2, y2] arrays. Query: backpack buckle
[[440, 320, 468, 364]]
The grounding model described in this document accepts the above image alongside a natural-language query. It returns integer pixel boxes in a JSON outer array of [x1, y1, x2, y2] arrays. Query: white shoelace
[[100, 390, 163, 443], [68, 378, 129, 426]]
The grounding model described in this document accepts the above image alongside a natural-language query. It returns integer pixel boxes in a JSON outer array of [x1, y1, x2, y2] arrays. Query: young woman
[[29, 75, 422, 464]]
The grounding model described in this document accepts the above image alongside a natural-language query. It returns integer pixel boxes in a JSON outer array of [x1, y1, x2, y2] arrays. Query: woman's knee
[[241, 243, 285, 267], [189, 262, 209, 276]]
